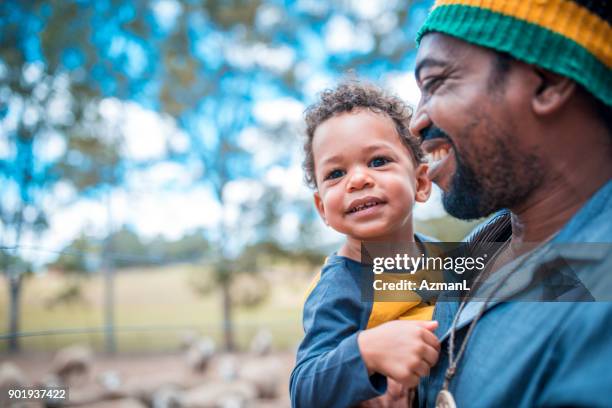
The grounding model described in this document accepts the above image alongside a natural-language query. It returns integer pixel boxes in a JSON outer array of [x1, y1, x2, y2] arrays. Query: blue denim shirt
[[419, 180, 612, 407]]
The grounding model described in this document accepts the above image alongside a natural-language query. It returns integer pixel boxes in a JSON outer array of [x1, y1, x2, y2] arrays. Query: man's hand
[[358, 320, 440, 388], [358, 378, 411, 408]]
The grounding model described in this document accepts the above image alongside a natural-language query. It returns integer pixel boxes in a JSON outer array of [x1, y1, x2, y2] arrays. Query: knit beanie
[[416, 1, 611, 106]]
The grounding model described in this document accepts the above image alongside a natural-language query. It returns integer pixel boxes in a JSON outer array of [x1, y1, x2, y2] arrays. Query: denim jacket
[[419, 180, 612, 408]]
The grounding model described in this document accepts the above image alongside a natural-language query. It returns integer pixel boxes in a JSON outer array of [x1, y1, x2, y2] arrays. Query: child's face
[[312, 109, 431, 241]]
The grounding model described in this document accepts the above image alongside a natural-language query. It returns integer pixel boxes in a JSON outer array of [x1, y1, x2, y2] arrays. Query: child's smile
[[345, 196, 387, 217]]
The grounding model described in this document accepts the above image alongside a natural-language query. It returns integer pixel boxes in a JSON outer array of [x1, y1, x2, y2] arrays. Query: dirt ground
[[1, 351, 296, 407]]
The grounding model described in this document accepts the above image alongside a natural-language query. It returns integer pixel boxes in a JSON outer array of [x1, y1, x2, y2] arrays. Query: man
[[409, 1, 612, 407]]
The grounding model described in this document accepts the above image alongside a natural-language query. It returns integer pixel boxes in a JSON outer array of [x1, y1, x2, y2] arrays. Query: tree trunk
[[221, 279, 235, 351], [8, 273, 23, 353], [103, 192, 116, 354], [103, 259, 116, 354]]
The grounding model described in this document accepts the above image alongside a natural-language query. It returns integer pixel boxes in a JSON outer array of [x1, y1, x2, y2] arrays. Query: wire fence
[[0, 320, 302, 354], [0, 244, 218, 269], [0, 243, 310, 355]]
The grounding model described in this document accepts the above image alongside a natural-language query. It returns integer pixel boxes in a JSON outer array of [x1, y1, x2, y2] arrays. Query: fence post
[[103, 191, 116, 354]]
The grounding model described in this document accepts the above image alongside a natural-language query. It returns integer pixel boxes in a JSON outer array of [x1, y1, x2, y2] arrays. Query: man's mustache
[[421, 126, 451, 142]]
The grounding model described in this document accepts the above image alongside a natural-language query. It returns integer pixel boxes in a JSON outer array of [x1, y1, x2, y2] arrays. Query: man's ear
[[313, 191, 328, 225], [414, 163, 432, 203], [531, 67, 576, 115]]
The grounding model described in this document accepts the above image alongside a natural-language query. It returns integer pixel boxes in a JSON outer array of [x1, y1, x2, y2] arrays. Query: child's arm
[[290, 267, 387, 407]]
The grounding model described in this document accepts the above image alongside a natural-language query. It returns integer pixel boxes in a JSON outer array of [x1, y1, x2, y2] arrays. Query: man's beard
[[443, 151, 489, 220], [437, 127, 543, 220]]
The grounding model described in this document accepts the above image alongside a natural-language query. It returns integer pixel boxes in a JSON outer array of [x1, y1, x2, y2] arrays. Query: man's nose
[[409, 104, 431, 141], [347, 168, 374, 192]]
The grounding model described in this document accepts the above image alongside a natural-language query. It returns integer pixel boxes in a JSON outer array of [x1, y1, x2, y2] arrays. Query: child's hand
[[358, 320, 440, 388]]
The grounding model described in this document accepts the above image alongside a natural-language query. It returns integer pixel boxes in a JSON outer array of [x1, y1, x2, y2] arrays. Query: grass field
[[0, 263, 316, 353]]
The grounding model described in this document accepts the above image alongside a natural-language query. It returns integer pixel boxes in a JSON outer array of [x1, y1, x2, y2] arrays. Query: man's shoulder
[[560, 180, 612, 242]]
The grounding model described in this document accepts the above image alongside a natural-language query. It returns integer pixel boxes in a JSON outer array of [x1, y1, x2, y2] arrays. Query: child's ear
[[414, 163, 432, 203], [313, 191, 328, 225]]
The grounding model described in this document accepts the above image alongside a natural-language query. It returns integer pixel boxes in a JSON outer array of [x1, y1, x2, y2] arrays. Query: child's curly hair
[[303, 80, 424, 189]]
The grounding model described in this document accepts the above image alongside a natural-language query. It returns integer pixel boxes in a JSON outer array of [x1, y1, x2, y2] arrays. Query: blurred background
[[0, 0, 479, 406]]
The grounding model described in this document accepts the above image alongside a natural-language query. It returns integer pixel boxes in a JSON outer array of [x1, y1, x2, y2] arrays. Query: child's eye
[[325, 169, 345, 180], [369, 156, 391, 168]]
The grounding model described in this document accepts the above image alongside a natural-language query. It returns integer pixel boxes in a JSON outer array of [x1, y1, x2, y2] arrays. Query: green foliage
[[55, 129, 123, 191], [48, 226, 210, 272], [147, 229, 209, 264], [48, 233, 100, 273], [108, 226, 149, 268], [0, 250, 33, 277], [239, 240, 325, 270]]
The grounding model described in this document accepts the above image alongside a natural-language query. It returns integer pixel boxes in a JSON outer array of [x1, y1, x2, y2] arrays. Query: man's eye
[[422, 77, 442, 94], [325, 169, 345, 180], [369, 157, 390, 168]]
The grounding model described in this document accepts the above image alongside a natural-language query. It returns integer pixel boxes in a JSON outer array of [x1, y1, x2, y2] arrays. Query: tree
[[49, 227, 210, 271], [0, 1, 129, 351], [48, 233, 100, 273]]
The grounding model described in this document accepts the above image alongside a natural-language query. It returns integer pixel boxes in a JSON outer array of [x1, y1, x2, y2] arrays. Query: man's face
[[312, 109, 429, 241], [410, 33, 544, 220]]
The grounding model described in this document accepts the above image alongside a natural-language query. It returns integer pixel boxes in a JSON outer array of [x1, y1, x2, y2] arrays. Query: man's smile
[[422, 138, 455, 187]]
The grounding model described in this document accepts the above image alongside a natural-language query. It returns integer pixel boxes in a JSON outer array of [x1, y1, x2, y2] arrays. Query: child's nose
[[347, 168, 374, 191]]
